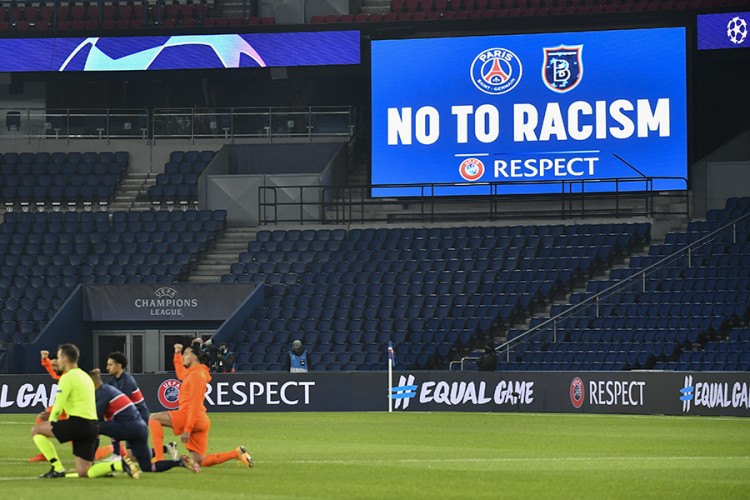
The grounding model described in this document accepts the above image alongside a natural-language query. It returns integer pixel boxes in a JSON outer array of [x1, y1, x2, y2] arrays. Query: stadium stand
[[0, 209, 227, 345], [221, 222, 650, 371], [0, 151, 127, 210], [148, 150, 215, 207], [0, 1, 274, 30], [0, 0, 736, 29], [497, 197, 750, 372], [312, 0, 743, 23]]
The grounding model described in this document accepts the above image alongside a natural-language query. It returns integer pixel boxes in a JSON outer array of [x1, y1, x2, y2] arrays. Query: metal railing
[[449, 210, 750, 370], [0, 106, 354, 142], [259, 176, 689, 225], [1, 108, 149, 140], [152, 106, 353, 140]]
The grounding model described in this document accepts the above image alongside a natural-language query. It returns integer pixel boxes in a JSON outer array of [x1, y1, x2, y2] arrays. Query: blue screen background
[[371, 28, 687, 197], [0, 31, 360, 72]]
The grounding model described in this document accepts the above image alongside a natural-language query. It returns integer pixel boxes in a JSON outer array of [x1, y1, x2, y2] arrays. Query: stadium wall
[[1, 371, 749, 417]]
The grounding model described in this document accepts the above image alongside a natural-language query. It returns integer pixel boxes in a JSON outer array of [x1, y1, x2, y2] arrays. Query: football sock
[[87, 461, 123, 478], [149, 445, 170, 458], [148, 420, 165, 461], [112, 439, 123, 456], [32, 434, 63, 472], [64, 473, 79, 478], [153, 459, 182, 472], [94, 445, 115, 460], [202, 450, 238, 467]]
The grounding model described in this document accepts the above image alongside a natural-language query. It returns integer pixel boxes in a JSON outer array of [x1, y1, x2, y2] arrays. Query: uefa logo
[[470, 48, 523, 95], [458, 158, 485, 181], [570, 377, 585, 408], [157, 378, 182, 410], [154, 287, 178, 299]]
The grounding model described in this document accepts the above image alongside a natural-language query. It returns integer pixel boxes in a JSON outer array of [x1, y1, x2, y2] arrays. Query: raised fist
[[174, 343, 183, 353]]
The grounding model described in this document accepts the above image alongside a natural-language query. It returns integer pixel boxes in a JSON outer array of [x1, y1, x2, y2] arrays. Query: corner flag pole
[[387, 341, 394, 413]]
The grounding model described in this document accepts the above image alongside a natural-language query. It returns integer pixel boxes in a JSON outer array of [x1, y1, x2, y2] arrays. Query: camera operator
[[200, 339, 236, 373]]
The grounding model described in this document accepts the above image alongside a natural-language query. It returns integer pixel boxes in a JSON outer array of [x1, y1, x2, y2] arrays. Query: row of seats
[[149, 150, 215, 203], [0, 2, 276, 29], [0, 16, 275, 30], [0, 152, 127, 206], [227, 222, 647, 371], [313, 0, 740, 22], [0, 151, 128, 165], [0, 209, 227, 342], [0, 3, 210, 22], [493, 197, 750, 372], [390, 0, 738, 12], [0, 0, 737, 29]]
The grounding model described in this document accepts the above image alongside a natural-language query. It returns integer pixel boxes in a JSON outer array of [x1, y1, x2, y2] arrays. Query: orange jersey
[[41, 357, 65, 419], [173, 353, 211, 435], [41, 357, 60, 381]]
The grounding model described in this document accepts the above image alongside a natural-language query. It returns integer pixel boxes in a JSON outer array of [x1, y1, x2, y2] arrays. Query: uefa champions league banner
[[0, 31, 360, 72], [371, 28, 687, 196], [698, 12, 750, 50], [2, 371, 749, 416], [83, 283, 258, 321]]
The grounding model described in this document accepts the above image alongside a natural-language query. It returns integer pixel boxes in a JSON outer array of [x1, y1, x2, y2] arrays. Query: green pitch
[[1, 412, 749, 499]]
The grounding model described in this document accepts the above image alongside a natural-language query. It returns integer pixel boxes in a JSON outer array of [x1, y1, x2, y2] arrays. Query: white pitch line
[[262, 455, 750, 465]]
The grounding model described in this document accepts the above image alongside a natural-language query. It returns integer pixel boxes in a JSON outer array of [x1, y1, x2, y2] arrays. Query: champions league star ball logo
[[470, 48, 523, 95], [727, 16, 748, 45], [58, 35, 267, 71], [458, 158, 485, 181], [543, 45, 583, 93], [158, 379, 182, 410]]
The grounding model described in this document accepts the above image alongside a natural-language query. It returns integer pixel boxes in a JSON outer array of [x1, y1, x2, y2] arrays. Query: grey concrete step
[[188, 275, 220, 283], [360, 5, 391, 13]]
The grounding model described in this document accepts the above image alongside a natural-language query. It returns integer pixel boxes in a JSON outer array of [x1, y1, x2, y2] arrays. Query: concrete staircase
[[361, 0, 391, 14], [108, 171, 157, 211], [187, 227, 257, 283], [216, 0, 247, 18]]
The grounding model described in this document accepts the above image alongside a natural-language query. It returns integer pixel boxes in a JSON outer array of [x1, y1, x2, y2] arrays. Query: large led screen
[[0, 31, 360, 72], [371, 28, 687, 196], [698, 12, 750, 50]]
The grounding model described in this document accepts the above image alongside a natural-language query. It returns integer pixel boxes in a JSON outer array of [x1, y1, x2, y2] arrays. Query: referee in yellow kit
[[30, 343, 140, 479]]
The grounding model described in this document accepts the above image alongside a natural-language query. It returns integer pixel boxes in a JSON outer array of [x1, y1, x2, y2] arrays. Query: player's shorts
[[51, 416, 99, 462], [168, 410, 211, 456]]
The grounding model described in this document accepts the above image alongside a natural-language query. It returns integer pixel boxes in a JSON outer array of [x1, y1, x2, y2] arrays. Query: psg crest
[[470, 48, 523, 95], [542, 45, 583, 93]]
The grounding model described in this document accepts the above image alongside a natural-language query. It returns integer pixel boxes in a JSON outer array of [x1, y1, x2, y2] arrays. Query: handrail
[[0, 106, 353, 142], [258, 176, 689, 225], [449, 209, 750, 370]]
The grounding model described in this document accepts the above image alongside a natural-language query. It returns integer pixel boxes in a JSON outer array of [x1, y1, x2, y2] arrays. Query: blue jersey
[[95, 384, 142, 423], [109, 371, 150, 423]]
